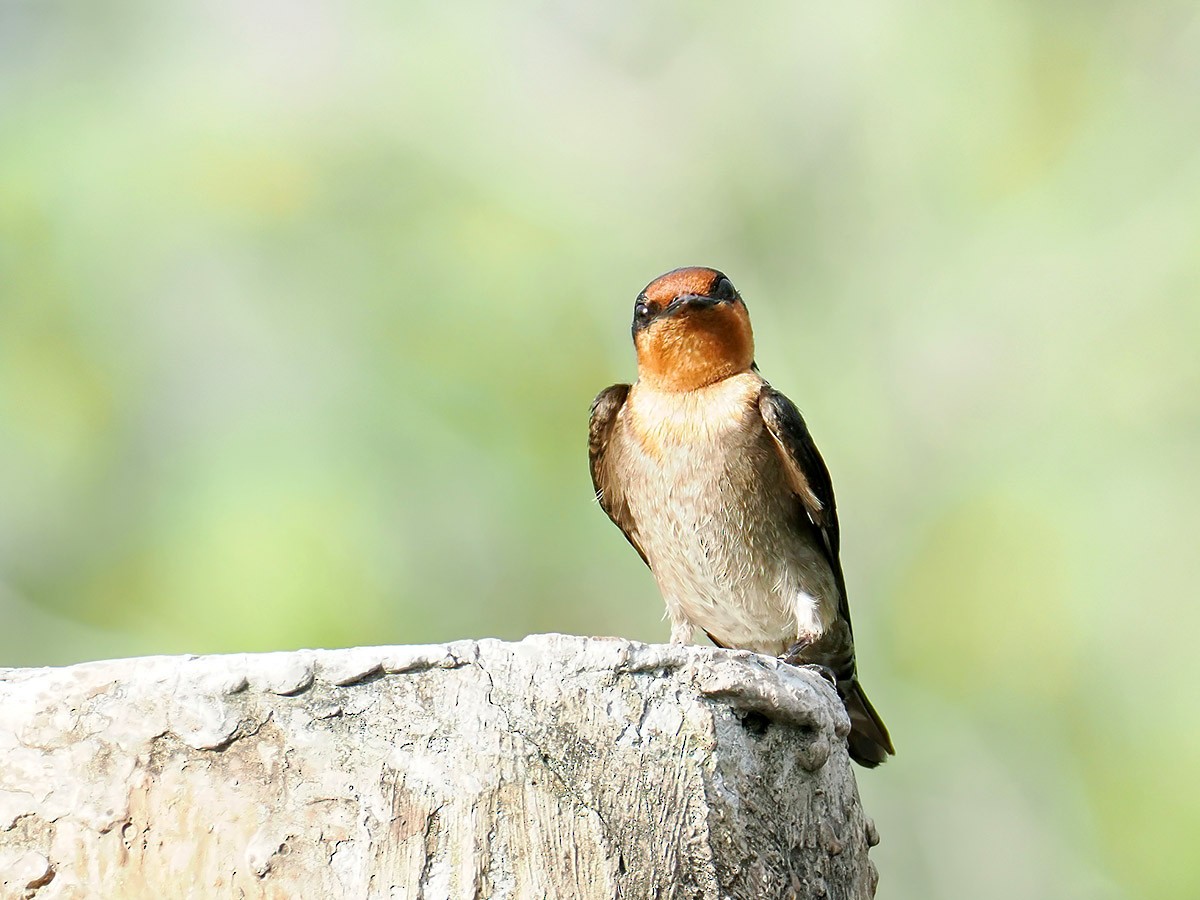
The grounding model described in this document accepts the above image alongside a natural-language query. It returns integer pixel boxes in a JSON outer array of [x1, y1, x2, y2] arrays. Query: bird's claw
[[780, 640, 812, 667], [801, 664, 838, 687], [780, 646, 838, 688]]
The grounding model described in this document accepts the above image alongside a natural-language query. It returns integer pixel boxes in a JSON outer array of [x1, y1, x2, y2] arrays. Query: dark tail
[[843, 680, 894, 768]]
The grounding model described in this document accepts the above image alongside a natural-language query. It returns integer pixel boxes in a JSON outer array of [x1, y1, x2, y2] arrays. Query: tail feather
[[842, 680, 894, 768]]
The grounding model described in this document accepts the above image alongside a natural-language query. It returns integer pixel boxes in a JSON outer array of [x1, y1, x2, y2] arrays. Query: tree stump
[[0, 634, 879, 899]]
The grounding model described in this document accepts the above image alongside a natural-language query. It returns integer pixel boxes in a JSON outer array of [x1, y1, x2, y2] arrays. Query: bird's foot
[[780, 639, 813, 667], [800, 664, 838, 687], [780, 642, 838, 687]]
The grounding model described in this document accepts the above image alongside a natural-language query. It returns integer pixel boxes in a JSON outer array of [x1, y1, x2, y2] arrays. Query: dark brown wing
[[588, 384, 649, 568], [758, 388, 892, 768], [757, 385, 851, 630], [759, 384, 895, 766]]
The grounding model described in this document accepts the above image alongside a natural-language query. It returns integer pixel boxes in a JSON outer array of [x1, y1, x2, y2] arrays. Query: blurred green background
[[2, 1, 1198, 897]]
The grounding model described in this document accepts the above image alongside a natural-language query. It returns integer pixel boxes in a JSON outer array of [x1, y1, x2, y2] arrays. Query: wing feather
[[757, 385, 852, 629], [588, 384, 649, 568], [760, 386, 895, 763]]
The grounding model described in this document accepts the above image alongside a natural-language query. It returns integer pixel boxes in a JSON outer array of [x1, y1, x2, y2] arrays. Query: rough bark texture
[[0, 634, 879, 900]]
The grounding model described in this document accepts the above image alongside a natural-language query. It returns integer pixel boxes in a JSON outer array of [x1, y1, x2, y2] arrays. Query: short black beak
[[667, 293, 722, 315]]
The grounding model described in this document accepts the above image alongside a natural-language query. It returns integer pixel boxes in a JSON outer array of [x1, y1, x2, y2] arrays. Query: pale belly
[[621, 399, 838, 656]]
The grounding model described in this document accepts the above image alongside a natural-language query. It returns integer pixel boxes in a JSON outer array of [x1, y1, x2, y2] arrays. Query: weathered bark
[[0, 634, 879, 899]]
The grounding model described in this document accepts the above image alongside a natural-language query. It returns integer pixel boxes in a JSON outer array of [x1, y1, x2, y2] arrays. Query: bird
[[588, 266, 893, 767]]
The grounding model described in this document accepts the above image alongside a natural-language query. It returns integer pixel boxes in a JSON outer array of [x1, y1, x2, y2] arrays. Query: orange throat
[[635, 309, 755, 392]]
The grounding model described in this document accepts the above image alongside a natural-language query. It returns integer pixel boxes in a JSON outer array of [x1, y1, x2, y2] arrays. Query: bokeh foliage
[[2, 2, 1198, 897]]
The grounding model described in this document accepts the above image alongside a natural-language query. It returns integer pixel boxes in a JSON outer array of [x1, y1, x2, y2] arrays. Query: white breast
[[616, 374, 838, 655]]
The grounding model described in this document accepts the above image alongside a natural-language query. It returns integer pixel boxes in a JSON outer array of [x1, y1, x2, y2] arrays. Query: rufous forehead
[[640, 267, 725, 306]]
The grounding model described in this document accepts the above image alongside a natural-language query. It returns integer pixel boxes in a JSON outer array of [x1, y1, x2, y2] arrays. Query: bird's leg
[[781, 636, 813, 664], [669, 619, 695, 645], [780, 638, 838, 687]]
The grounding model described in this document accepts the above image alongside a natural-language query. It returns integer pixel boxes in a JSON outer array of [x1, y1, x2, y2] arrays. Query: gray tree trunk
[[0, 634, 879, 899]]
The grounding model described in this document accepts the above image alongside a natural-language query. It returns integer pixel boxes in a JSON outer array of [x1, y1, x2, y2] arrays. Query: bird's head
[[632, 267, 754, 392]]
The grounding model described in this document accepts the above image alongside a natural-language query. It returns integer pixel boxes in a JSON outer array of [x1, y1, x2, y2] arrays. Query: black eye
[[634, 302, 651, 321], [711, 275, 737, 302]]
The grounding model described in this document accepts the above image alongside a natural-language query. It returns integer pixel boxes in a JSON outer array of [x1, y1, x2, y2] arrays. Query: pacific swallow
[[588, 266, 893, 767]]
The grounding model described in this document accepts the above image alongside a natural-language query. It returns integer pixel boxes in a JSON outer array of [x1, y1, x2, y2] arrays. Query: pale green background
[[2, 2, 1197, 897]]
